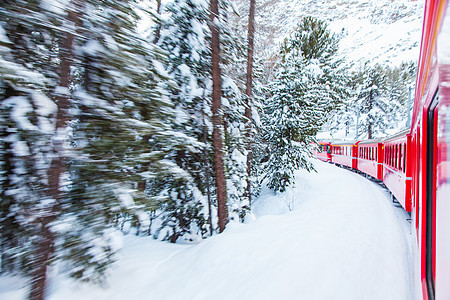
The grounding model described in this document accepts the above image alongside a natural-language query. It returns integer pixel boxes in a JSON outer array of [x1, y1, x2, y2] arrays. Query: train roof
[[330, 140, 357, 146], [383, 129, 410, 142], [358, 138, 383, 145]]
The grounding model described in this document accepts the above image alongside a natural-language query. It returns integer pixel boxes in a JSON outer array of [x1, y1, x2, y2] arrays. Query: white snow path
[[1, 160, 418, 300]]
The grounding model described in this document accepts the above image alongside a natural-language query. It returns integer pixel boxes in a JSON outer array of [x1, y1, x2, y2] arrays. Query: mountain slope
[[249, 0, 424, 68]]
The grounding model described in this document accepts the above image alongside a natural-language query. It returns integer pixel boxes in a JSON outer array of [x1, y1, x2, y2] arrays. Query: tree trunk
[[209, 0, 228, 233], [29, 1, 82, 299], [202, 100, 214, 236], [245, 0, 256, 209], [153, 0, 162, 44]]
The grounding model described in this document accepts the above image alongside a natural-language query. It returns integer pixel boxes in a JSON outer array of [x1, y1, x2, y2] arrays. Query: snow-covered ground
[[0, 160, 420, 299]]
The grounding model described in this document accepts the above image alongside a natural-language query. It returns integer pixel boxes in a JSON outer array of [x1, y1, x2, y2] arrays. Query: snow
[[2, 96, 38, 131], [0, 160, 419, 299], [0, 25, 10, 44], [328, 16, 422, 68], [40, 0, 69, 15], [253, 0, 423, 70]]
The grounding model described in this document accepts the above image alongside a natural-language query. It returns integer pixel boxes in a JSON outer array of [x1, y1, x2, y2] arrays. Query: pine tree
[[261, 16, 345, 192], [218, 0, 250, 221], [245, 0, 256, 208], [262, 47, 322, 192], [1, 1, 175, 297], [154, 0, 213, 241], [0, 1, 71, 298], [354, 64, 395, 139], [62, 0, 176, 279]]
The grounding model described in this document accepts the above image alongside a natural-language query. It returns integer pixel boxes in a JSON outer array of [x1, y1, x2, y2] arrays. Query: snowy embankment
[[1, 160, 418, 299]]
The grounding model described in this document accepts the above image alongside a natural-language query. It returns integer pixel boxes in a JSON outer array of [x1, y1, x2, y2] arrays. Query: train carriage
[[314, 141, 332, 162], [330, 141, 358, 169], [357, 139, 383, 181], [409, 0, 450, 298], [382, 130, 412, 212]]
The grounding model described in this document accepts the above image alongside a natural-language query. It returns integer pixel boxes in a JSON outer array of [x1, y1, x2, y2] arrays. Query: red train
[[315, 1, 450, 298]]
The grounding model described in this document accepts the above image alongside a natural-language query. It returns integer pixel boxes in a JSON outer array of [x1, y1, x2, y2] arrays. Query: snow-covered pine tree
[[289, 17, 348, 114], [152, 0, 251, 237], [262, 45, 320, 192], [218, 0, 251, 221], [262, 16, 345, 192], [155, 0, 213, 241], [0, 2, 68, 298], [61, 0, 178, 279], [354, 63, 396, 139], [384, 61, 416, 130]]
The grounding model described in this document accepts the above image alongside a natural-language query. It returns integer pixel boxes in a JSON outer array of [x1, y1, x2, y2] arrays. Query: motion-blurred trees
[[1, 0, 174, 298]]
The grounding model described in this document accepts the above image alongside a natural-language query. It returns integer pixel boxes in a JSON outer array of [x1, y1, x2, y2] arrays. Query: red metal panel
[[383, 134, 410, 212], [330, 144, 355, 169], [377, 143, 384, 180]]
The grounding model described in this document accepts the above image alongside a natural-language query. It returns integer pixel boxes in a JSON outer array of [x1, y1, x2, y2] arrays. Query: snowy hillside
[[253, 0, 423, 68], [0, 160, 420, 299]]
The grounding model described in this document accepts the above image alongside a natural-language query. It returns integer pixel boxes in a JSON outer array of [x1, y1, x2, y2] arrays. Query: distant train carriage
[[330, 141, 358, 169], [357, 139, 383, 180], [382, 130, 412, 212], [314, 141, 332, 162]]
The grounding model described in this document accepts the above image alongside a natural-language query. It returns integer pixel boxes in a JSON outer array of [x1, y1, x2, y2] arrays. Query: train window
[[394, 145, 397, 169], [396, 145, 399, 169], [391, 146, 395, 167], [389, 146, 392, 166], [386, 147, 388, 162], [404, 143, 407, 168], [387, 146, 390, 166], [399, 144, 403, 171], [397, 145, 400, 169]]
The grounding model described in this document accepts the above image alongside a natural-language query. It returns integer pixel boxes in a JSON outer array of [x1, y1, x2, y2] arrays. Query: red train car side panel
[[411, 0, 450, 298], [382, 131, 412, 212], [330, 142, 357, 169], [435, 2, 450, 299], [357, 140, 383, 180]]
